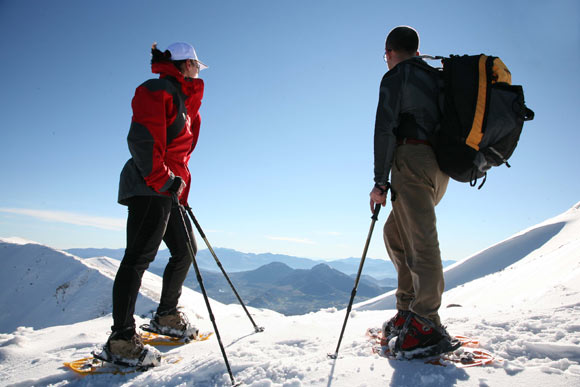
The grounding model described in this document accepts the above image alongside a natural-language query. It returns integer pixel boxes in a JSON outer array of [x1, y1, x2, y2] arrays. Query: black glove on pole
[[328, 203, 381, 359], [185, 205, 265, 333], [171, 194, 239, 386]]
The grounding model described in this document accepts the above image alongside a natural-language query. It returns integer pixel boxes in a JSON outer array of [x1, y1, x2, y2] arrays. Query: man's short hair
[[386, 26, 419, 55]]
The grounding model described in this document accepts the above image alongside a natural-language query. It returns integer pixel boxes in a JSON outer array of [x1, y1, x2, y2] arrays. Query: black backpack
[[420, 54, 534, 188]]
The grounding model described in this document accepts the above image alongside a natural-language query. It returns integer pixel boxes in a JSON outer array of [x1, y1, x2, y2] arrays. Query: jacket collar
[[151, 62, 200, 97]]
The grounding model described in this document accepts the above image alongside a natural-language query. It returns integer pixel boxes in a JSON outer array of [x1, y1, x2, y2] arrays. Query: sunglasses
[[189, 59, 201, 70], [383, 49, 392, 63]]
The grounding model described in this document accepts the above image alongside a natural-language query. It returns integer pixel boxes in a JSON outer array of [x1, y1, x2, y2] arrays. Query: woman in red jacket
[[103, 42, 207, 366]]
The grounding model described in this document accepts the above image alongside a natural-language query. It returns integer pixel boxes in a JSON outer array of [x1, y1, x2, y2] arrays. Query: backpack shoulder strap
[[418, 54, 446, 61], [405, 56, 445, 119]]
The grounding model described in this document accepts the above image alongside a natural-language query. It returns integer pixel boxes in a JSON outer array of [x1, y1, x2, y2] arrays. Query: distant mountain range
[[148, 262, 396, 315], [66, 247, 404, 315], [66, 247, 456, 280], [65, 247, 457, 315]]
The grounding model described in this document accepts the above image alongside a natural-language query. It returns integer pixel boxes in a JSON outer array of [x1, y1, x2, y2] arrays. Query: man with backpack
[[369, 26, 460, 358]]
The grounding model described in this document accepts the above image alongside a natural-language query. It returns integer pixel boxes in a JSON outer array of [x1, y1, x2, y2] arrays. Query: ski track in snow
[[1, 202, 580, 386]]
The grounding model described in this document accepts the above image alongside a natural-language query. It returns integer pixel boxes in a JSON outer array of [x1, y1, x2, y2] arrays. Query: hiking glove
[[168, 176, 186, 197]]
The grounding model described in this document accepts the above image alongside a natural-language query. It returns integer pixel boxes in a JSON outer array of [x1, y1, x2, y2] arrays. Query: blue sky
[[1, 0, 579, 262]]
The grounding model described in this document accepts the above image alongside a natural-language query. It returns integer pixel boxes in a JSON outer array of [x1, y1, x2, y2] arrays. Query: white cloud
[[0, 208, 125, 231], [265, 235, 316, 245], [317, 231, 341, 236]]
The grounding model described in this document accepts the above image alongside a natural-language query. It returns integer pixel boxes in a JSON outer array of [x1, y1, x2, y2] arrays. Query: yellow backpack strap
[[465, 55, 488, 150]]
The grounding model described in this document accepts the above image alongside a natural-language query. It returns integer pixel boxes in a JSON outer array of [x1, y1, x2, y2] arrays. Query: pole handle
[[371, 203, 381, 221]]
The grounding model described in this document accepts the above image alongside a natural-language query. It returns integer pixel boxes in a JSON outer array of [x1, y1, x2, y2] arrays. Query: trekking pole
[[172, 194, 239, 386], [328, 203, 381, 359], [185, 205, 265, 333]]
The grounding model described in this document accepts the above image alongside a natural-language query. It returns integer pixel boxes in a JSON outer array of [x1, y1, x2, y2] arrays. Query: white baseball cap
[[166, 42, 208, 70]]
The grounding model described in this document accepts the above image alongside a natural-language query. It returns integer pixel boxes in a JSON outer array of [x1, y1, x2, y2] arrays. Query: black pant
[[112, 195, 197, 333]]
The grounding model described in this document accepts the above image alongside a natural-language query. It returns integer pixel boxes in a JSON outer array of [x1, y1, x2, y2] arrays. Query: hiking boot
[[382, 310, 410, 340], [393, 313, 461, 359], [100, 328, 161, 367], [149, 310, 199, 339]]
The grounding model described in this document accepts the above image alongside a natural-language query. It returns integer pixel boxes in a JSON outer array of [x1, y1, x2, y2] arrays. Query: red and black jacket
[[118, 62, 204, 205]]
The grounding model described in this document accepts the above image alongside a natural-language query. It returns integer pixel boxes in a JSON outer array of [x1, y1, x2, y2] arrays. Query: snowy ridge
[[1, 203, 580, 386], [0, 242, 143, 333], [0, 242, 226, 333], [0, 236, 41, 245]]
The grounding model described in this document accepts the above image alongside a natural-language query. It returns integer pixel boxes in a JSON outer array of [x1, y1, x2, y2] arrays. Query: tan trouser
[[384, 144, 449, 326]]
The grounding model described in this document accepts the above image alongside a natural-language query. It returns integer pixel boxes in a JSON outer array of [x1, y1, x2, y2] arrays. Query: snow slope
[[1, 202, 580, 386], [0, 241, 147, 333]]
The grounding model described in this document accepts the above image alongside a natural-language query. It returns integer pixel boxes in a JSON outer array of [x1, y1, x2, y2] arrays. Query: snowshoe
[[366, 326, 497, 367], [93, 344, 161, 369]]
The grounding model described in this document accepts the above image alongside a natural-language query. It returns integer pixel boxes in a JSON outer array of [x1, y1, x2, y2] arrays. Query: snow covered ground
[[1, 202, 580, 386]]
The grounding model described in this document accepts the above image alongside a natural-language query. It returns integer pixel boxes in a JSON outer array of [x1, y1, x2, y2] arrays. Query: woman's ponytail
[[151, 42, 172, 64]]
